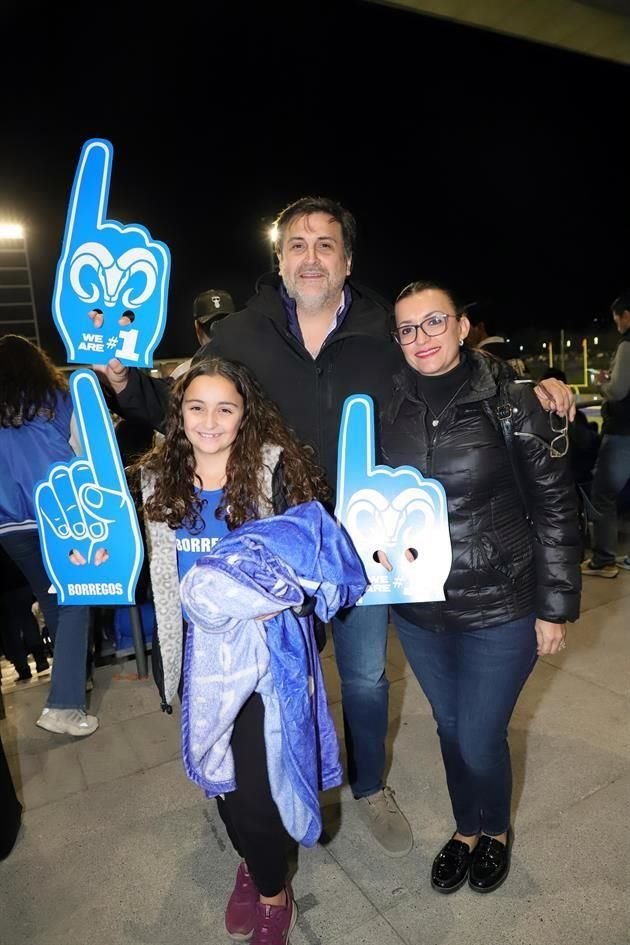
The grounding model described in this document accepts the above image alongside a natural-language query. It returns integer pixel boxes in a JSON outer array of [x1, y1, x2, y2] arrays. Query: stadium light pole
[[0, 222, 40, 347]]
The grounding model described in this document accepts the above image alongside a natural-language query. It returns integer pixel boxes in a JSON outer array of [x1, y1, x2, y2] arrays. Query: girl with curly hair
[[0, 335, 97, 737], [133, 357, 330, 944]]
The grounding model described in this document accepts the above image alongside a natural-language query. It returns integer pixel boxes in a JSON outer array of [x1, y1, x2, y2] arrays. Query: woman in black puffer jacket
[[380, 280, 581, 896]]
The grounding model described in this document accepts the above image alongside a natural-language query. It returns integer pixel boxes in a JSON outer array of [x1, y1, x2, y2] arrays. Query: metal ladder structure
[[0, 224, 40, 345]]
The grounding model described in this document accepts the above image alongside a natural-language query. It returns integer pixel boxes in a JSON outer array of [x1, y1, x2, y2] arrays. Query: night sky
[[2, 0, 629, 362]]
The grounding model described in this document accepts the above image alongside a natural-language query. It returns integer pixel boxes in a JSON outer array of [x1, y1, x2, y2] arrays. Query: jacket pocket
[[473, 535, 514, 583]]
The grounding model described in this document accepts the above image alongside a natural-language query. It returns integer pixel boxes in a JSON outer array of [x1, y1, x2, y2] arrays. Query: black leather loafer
[[468, 830, 512, 893], [431, 836, 474, 893]]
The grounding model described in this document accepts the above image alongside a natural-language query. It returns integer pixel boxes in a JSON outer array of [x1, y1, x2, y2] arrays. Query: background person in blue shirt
[[0, 335, 96, 737]]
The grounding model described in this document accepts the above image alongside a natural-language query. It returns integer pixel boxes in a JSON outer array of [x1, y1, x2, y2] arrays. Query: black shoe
[[34, 648, 50, 674], [468, 830, 512, 893], [16, 668, 32, 682], [431, 836, 475, 893]]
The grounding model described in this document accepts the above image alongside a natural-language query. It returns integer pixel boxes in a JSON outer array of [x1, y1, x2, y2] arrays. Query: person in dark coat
[[0, 544, 49, 680], [380, 280, 581, 895], [0, 730, 22, 859], [96, 197, 415, 858], [95, 198, 577, 861]]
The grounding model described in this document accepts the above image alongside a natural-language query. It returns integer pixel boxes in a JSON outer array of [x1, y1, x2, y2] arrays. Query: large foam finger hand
[[53, 138, 171, 366], [335, 395, 452, 606]]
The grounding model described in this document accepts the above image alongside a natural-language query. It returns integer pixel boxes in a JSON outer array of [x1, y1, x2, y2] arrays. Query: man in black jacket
[[101, 196, 575, 857], [104, 197, 413, 856]]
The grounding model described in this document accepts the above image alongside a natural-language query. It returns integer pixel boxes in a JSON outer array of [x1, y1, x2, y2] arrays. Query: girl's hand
[[535, 619, 567, 656]]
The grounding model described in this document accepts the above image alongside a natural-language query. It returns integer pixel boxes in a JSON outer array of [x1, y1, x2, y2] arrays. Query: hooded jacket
[[381, 350, 582, 632], [117, 275, 401, 492]]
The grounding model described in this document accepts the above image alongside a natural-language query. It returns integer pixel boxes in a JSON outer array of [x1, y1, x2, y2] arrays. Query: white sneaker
[[36, 708, 99, 737], [616, 555, 630, 571]]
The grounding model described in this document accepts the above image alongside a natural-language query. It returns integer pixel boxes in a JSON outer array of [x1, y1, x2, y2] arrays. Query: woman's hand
[[535, 619, 567, 656], [534, 379, 576, 421]]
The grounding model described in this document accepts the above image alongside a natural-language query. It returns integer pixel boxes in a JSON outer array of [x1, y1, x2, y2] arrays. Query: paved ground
[[1, 561, 629, 945]]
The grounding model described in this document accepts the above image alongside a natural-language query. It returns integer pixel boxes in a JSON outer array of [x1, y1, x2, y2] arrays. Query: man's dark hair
[[273, 196, 357, 259], [463, 302, 497, 337], [611, 291, 630, 316]]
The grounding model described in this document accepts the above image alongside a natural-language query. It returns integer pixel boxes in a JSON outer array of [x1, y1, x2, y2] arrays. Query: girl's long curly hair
[[0, 335, 68, 427], [136, 358, 330, 531]]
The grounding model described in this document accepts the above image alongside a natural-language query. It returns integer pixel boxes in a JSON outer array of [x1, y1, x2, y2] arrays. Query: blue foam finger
[[33, 368, 144, 605], [52, 138, 171, 367], [335, 395, 452, 606]]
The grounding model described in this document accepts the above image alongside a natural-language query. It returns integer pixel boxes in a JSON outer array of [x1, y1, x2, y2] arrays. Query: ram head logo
[[345, 487, 441, 559], [69, 242, 158, 309]]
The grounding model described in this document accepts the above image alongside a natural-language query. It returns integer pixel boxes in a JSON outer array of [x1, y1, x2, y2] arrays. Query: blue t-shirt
[[175, 489, 229, 580]]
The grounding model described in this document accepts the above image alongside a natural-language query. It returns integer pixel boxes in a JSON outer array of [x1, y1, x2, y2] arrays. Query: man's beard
[[286, 270, 341, 313]]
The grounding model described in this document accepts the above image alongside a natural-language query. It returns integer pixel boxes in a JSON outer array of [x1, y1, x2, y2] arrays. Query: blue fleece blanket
[[179, 501, 367, 846]]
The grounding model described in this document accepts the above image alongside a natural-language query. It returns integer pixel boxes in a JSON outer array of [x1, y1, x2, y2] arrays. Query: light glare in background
[[0, 223, 25, 239]]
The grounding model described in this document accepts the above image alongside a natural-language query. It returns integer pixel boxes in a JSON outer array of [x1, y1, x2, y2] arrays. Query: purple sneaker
[[225, 862, 258, 941], [251, 893, 297, 945]]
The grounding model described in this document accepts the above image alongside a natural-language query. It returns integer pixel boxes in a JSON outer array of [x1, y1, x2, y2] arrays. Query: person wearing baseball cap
[[193, 289, 236, 346], [171, 289, 236, 379]]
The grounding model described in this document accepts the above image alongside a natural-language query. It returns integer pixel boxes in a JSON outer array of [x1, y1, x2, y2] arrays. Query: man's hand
[[534, 378, 576, 421], [93, 358, 129, 395]]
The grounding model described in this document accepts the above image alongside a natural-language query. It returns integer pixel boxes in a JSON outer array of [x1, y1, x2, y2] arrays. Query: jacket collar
[[393, 348, 502, 410], [245, 274, 393, 343]]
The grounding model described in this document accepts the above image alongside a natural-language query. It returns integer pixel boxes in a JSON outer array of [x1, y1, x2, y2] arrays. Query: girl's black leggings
[[216, 692, 290, 897]]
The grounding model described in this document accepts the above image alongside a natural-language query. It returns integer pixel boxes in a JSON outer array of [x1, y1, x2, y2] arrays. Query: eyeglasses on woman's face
[[392, 312, 458, 345]]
